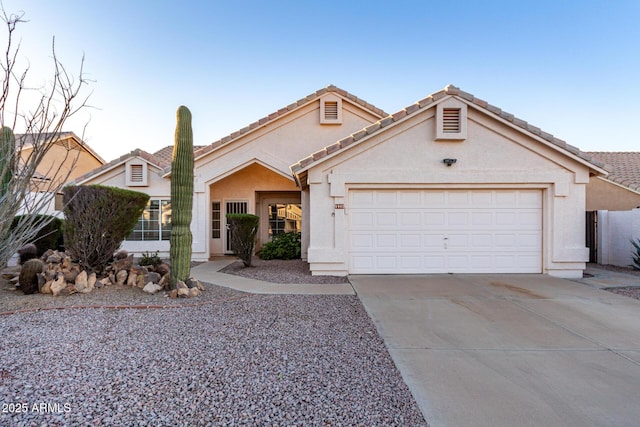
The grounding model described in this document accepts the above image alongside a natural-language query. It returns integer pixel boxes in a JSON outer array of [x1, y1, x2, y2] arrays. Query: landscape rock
[[188, 287, 201, 297], [127, 271, 138, 287], [143, 282, 162, 294], [45, 254, 62, 264], [75, 271, 93, 293], [155, 263, 170, 276], [51, 275, 67, 296], [112, 254, 134, 272], [87, 273, 97, 289], [177, 287, 190, 298], [115, 269, 128, 286]]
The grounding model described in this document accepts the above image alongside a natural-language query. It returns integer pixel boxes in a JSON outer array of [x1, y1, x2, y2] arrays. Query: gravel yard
[[0, 279, 427, 426], [220, 258, 349, 285]]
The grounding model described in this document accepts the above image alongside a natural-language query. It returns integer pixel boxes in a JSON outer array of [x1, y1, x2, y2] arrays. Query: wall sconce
[[443, 158, 457, 167]]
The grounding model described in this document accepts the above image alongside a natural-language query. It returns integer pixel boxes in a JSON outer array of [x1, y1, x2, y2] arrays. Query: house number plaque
[[335, 204, 345, 210]]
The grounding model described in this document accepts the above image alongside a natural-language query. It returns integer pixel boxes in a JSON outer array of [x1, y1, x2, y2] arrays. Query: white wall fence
[[597, 208, 640, 267]]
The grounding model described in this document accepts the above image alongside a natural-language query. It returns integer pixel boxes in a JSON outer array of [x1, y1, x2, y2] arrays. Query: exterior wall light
[[443, 158, 457, 167]]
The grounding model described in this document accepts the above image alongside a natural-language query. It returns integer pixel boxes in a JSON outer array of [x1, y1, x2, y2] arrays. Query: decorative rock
[[145, 272, 161, 284], [158, 273, 170, 290], [127, 272, 138, 287], [87, 272, 97, 289], [177, 287, 189, 298], [63, 267, 80, 284], [185, 277, 204, 291], [169, 289, 178, 298], [61, 256, 71, 271], [51, 275, 67, 296], [112, 254, 133, 272], [114, 250, 128, 260], [58, 284, 77, 296], [156, 263, 170, 276], [176, 280, 188, 290], [17, 243, 37, 265], [45, 254, 62, 264], [116, 269, 128, 286], [188, 287, 201, 297], [99, 277, 112, 286], [143, 282, 162, 294], [75, 271, 93, 293], [41, 280, 52, 295]]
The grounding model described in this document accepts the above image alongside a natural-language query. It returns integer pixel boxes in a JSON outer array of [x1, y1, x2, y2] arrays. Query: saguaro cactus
[[0, 126, 15, 198], [169, 106, 194, 288]]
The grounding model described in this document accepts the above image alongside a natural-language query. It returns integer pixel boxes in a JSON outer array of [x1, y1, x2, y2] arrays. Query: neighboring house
[[71, 86, 387, 259], [291, 85, 607, 278], [16, 132, 105, 215], [584, 152, 640, 211]]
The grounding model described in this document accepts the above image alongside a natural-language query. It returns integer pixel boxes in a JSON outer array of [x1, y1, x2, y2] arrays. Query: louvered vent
[[442, 108, 461, 133], [324, 101, 339, 121], [130, 164, 144, 182]]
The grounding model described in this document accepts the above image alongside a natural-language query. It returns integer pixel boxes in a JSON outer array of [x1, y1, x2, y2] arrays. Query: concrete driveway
[[350, 274, 640, 427]]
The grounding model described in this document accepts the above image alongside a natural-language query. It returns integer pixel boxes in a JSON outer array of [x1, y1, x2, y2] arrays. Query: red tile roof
[[586, 152, 640, 192]]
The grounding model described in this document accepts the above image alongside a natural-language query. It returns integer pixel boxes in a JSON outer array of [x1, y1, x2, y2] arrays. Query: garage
[[348, 189, 542, 274]]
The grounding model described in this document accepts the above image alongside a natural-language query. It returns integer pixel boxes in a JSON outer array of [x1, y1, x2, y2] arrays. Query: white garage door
[[349, 189, 542, 274]]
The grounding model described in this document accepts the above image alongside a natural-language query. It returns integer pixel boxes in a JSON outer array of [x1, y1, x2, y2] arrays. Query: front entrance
[[224, 201, 248, 253]]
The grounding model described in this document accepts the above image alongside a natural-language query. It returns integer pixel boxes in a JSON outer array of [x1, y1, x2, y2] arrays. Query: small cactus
[[18, 258, 44, 295], [0, 126, 15, 197], [169, 106, 194, 289]]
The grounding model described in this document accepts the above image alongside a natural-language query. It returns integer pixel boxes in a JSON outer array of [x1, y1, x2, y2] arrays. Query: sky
[[0, 0, 639, 162]]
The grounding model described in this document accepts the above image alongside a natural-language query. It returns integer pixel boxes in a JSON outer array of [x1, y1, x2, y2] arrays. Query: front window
[[268, 203, 301, 239], [127, 199, 172, 241]]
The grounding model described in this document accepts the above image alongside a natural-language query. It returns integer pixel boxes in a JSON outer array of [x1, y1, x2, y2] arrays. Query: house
[[16, 132, 105, 215], [73, 84, 606, 279], [71, 86, 387, 258], [584, 152, 640, 211], [291, 85, 607, 278]]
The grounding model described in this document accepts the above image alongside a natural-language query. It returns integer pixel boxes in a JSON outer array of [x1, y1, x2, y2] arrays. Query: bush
[[226, 213, 259, 267], [258, 232, 301, 260], [139, 251, 163, 267], [631, 239, 640, 270], [10, 214, 63, 256], [63, 185, 149, 273]]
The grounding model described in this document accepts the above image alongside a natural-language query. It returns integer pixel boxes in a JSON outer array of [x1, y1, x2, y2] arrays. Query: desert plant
[[139, 251, 163, 268], [169, 105, 195, 289], [0, 8, 92, 270], [18, 258, 44, 294], [63, 185, 149, 273], [226, 213, 259, 267], [631, 239, 640, 270], [258, 232, 301, 260], [10, 214, 63, 256]]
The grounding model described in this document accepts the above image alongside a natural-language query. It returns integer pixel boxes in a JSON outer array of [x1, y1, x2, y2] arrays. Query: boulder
[[155, 263, 170, 276], [127, 271, 138, 287], [112, 254, 133, 272], [177, 287, 190, 298], [115, 269, 128, 286], [142, 282, 162, 294], [188, 287, 201, 297], [75, 271, 93, 293], [51, 275, 67, 296], [87, 273, 97, 289]]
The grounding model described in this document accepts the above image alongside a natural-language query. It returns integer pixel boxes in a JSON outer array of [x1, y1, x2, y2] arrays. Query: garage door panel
[[349, 189, 542, 274]]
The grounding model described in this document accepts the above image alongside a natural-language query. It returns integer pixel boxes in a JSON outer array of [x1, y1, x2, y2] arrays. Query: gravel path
[[0, 292, 427, 426], [220, 259, 349, 284]]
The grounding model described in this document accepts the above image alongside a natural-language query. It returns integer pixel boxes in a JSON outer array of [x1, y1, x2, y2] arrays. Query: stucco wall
[[586, 177, 640, 211], [22, 140, 103, 186], [303, 100, 592, 278]]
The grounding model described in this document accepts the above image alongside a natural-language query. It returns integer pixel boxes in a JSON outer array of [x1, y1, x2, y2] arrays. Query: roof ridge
[[191, 85, 388, 161], [292, 84, 606, 173], [68, 148, 164, 185]]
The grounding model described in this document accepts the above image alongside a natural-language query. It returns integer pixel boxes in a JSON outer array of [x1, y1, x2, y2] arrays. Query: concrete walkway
[[351, 273, 640, 427], [191, 258, 355, 295]]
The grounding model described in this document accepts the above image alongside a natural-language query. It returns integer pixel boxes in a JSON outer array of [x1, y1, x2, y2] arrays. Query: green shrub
[[139, 251, 163, 267], [631, 239, 640, 270], [10, 214, 63, 256], [226, 213, 259, 267], [258, 232, 301, 260], [63, 185, 149, 273]]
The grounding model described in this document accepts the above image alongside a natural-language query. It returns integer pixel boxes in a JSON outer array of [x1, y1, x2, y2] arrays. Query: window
[[320, 95, 343, 124], [127, 199, 171, 241], [126, 161, 148, 186], [211, 201, 221, 238], [268, 203, 301, 239], [436, 100, 467, 140]]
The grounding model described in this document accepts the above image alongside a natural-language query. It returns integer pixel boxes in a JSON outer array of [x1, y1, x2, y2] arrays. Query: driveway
[[350, 274, 640, 427]]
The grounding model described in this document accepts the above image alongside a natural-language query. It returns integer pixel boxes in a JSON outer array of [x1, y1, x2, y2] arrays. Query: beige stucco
[[586, 176, 640, 211], [298, 96, 600, 278], [22, 136, 103, 189]]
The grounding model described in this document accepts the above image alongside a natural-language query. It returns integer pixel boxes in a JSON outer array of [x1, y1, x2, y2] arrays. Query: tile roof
[[291, 84, 607, 174], [153, 145, 205, 167], [191, 85, 388, 161], [585, 152, 640, 192], [16, 131, 106, 164], [68, 148, 165, 185]]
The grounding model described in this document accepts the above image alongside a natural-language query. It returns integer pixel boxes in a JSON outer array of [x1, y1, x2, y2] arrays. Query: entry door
[[225, 201, 248, 253]]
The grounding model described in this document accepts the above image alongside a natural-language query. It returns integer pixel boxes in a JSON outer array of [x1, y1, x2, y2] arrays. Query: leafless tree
[[0, 7, 92, 269]]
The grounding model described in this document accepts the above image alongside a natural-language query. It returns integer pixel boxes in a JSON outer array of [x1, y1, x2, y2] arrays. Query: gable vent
[[442, 108, 461, 133], [324, 101, 339, 121], [130, 164, 144, 182]]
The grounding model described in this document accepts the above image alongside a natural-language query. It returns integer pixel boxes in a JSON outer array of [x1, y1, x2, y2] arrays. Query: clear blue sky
[[2, 0, 639, 161]]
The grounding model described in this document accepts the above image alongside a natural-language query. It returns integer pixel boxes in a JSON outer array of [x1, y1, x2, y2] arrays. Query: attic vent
[[126, 161, 148, 186], [442, 108, 461, 133], [320, 96, 342, 124], [324, 101, 339, 121], [130, 164, 144, 182]]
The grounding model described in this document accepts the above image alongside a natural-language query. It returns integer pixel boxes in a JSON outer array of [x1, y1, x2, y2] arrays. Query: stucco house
[[73, 84, 607, 279], [71, 86, 387, 258], [291, 85, 607, 278], [584, 152, 640, 211]]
